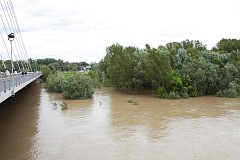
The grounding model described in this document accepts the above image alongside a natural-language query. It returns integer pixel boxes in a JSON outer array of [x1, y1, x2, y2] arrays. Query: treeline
[[35, 58, 91, 71], [0, 57, 91, 73], [97, 39, 240, 98], [33, 58, 94, 82]]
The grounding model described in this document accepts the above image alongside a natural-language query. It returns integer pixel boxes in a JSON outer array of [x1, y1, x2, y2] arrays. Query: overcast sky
[[3, 0, 240, 62]]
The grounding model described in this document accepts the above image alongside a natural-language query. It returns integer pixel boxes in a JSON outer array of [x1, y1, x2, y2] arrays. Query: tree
[[215, 38, 240, 53], [41, 66, 52, 82], [62, 73, 95, 99], [146, 47, 172, 89]]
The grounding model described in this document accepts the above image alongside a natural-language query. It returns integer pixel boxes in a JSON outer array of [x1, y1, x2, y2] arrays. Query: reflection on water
[[1, 87, 240, 160], [0, 83, 41, 160]]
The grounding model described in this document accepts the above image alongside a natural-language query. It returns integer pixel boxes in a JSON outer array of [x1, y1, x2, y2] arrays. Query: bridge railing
[[0, 72, 42, 94]]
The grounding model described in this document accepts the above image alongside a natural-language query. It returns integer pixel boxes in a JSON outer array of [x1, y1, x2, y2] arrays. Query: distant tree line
[[0, 57, 91, 73], [31, 58, 92, 81], [97, 39, 240, 98], [35, 58, 90, 71]]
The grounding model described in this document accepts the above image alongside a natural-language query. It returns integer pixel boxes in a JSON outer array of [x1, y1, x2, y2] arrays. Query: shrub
[[47, 72, 64, 93], [62, 73, 95, 99], [168, 91, 180, 99], [128, 99, 133, 103], [60, 101, 68, 110], [187, 85, 198, 97], [41, 66, 52, 82], [157, 87, 168, 98], [226, 89, 238, 98], [216, 90, 224, 97], [181, 92, 189, 98]]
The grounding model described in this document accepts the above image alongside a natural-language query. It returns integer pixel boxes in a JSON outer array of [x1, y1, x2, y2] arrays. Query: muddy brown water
[[0, 84, 240, 160]]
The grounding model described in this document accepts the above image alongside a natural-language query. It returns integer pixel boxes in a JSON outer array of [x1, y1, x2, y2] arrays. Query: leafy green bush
[[47, 72, 64, 93], [41, 66, 52, 82], [157, 87, 168, 98], [168, 91, 180, 99], [60, 101, 68, 110], [216, 90, 224, 97], [226, 89, 238, 98], [187, 85, 198, 97], [62, 72, 95, 99], [181, 92, 189, 98], [88, 70, 101, 88], [128, 99, 134, 103], [225, 82, 240, 98]]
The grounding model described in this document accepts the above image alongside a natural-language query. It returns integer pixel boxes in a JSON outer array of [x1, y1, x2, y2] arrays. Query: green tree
[[146, 47, 172, 89], [62, 72, 95, 99], [41, 65, 52, 82]]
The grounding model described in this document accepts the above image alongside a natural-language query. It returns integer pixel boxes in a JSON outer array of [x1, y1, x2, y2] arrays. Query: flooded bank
[[1, 85, 240, 159]]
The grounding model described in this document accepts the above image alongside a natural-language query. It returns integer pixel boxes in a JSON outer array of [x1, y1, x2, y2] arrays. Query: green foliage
[[100, 39, 240, 99], [128, 99, 134, 103], [88, 70, 101, 88], [146, 47, 172, 89], [103, 44, 148, 91], [60, 101, 68, 110], [168, 92, 180, 99], [127, 99, 139, 105], [157, 87, 168, 99], [181, 92, 189, 99], [47, 72, 64, 93], [37, 58, 89, 71], [62, 72, 94, 99], [41, 65, 52, 82], [46, 71, 95, 100], [220, 81, 240, 98], [215, 39, 240, 53], [169, 73, 183, 93]]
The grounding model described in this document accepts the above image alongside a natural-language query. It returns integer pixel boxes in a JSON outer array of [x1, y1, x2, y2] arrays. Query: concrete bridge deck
[[0, 72, 42, 103]]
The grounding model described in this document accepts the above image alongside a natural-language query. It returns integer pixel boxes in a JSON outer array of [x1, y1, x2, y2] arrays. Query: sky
[[1, 0, 240, 63]]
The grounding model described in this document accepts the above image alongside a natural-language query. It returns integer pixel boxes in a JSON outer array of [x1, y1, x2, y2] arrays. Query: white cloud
[[1, 0, 239, 62]]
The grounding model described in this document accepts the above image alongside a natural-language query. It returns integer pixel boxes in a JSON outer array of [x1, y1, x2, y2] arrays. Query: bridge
[[0, 72, 42, 103]]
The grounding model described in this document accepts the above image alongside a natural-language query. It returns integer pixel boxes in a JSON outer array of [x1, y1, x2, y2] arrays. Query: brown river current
[[0, 83, 240, 160]]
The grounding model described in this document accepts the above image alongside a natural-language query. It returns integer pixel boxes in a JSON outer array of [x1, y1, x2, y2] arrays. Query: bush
[[128, 99, 134, 103], [187, 85, 198, 97], [60, 101, 68, 110], [216, 90, 224, 97], [62, 72, 95, 99], [41, 66, 52, 82], [181, 92, 189, 98], [157, 87, 168, 98], [168, 91, 180, 99], [47, 72, 64, 93], [88, 70, 101, 88], [226, 89, 238, 98]]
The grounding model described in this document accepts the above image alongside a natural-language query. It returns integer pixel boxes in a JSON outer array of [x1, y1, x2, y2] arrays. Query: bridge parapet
[[0, 72, 42, 103]]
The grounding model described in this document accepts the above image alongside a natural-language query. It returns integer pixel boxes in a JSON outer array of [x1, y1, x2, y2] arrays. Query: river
[[0, 83, 240, 160]]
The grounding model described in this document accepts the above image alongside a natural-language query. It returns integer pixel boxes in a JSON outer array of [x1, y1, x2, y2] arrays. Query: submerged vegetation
[[98, 39, 240, 99], [127, 99, 139, 105], [46, 72, 96, 100], [41, 38, 240, 99], [60, 101, 68, 110]]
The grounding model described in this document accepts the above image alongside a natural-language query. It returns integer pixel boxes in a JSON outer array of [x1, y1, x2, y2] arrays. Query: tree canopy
[[98, 39, 240, 98]]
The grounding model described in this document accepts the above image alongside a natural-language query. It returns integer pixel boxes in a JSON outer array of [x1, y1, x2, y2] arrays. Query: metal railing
[[0, 72, 42, 93]]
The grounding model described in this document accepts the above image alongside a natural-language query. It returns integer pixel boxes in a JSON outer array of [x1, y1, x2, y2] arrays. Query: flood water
[[1, 84, 240, 160]]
